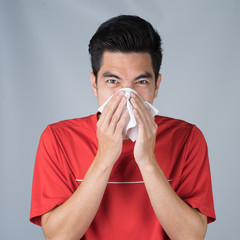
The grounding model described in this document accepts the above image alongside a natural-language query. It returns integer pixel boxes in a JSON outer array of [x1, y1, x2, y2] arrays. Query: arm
[[42, 91, 129, 240], [138, 160, 207, 240], [131, 92, 207, 240]]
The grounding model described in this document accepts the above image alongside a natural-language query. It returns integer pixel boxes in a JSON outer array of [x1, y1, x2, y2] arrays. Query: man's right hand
[[96, 91, 129, 166], [41, 91, 129, 240]]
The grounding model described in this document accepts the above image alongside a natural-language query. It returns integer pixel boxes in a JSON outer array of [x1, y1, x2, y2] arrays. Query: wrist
[[136, 155, 157, 171], [94, 152, 117, 170]]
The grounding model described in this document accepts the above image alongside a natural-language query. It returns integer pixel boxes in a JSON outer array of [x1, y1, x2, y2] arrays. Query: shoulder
[[154, 115, 206, 144], [155, 115, 194, 131], [49, 114, 95, 130], [40, 114, 97, 141]]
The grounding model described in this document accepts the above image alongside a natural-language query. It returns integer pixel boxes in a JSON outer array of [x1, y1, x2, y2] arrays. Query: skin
[[41, 52, 207, 240], [91, 52, 160, 106]]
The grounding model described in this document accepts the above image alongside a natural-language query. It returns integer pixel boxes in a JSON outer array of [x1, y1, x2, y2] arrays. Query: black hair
[[88, 15, 162, 83]]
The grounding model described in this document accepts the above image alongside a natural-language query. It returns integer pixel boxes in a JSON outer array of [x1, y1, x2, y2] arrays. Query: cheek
[[133, 88, 145, 97], [97, 89, 119, 106], [134, 89, 155, 104]]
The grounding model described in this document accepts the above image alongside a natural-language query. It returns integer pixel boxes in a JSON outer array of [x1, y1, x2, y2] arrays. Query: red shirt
[[30, 114, 216, 239]]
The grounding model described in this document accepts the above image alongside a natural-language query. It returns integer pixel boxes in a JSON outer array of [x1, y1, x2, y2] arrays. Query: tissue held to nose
[[98, 88, 159, 142]]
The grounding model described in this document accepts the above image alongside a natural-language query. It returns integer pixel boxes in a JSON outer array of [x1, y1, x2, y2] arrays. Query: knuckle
[[110, 121, 115, 128], [96, 121, 101, 128], [111, 114, 119, 123], [151, 127, 157, 136], [104, 104, 111, 112], [117, 121, 124, 129], [97, 121, 104, 130]]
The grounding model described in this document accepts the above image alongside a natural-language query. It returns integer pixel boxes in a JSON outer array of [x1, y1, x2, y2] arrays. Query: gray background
[[1, 0, 239, 239]]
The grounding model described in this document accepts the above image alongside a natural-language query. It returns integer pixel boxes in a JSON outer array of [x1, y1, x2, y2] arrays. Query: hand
[[130, 92, 158, 165], [96, 91, 129, 166]]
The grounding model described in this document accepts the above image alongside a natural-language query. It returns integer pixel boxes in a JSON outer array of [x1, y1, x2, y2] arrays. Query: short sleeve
[[175, 125, 216, 223], [30, 126, 73, 226]]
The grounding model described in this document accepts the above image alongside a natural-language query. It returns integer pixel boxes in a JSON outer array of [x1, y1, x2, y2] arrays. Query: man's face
[[91, 52, 161, 106]]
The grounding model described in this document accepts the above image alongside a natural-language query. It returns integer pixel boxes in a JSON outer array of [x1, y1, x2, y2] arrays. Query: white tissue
[[98, 88, 159, 142]]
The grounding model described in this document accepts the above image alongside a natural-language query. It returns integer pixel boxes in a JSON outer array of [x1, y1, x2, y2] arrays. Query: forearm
[[41, 93, 129, 240], [42, 155, 114, 240], [138, 159, 207, 240]]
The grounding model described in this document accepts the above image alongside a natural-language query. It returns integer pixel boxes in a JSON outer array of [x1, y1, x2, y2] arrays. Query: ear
[[154, 74, 162, 99], [90, 72, 98, 97]]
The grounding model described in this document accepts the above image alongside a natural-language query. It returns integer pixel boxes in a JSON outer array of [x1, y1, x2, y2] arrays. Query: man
[[30, 15, 216, 239]]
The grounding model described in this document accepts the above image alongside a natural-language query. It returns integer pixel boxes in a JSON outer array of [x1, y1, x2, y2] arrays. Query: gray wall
[[1, 0, 239, 239]]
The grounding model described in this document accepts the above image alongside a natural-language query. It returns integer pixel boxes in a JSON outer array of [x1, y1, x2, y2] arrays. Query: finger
[[131, 93, 158, 138], [99, 91, 125, 125], [130, 93, 152, 129], [115, 108, 129, 135], [99, 92, 127, 136], [131, 93, 156, 126], [109, 96, 127, 129], [132, 107, 145, 131]]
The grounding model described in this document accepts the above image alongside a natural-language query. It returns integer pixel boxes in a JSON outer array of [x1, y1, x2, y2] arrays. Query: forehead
[[99, 52, 153, 74]]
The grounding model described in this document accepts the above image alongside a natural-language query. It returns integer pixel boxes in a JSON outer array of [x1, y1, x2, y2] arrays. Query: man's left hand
[[130, 92, 158, 165]]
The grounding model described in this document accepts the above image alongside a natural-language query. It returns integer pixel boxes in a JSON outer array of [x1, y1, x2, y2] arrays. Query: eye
[[106, 79, 119, 84], [136, 80, 149, 84]]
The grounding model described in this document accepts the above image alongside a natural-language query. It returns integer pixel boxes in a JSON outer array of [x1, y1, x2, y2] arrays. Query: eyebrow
[[134, 72, 153, 80], [102, 71, 153, 81], [102, 72, 122, 80]]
